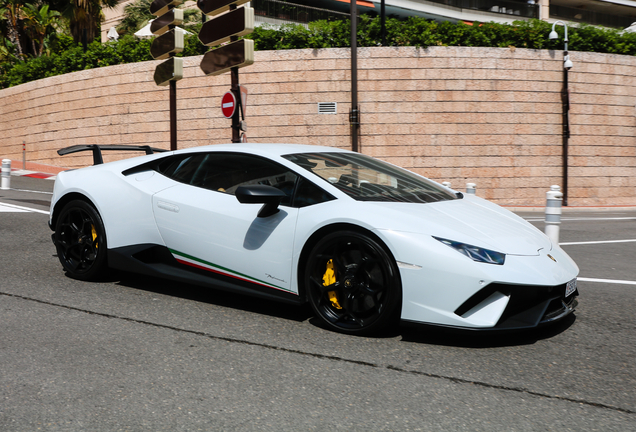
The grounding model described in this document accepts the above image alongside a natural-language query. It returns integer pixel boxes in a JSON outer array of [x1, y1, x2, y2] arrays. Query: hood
[[365, 195, 550, 256]]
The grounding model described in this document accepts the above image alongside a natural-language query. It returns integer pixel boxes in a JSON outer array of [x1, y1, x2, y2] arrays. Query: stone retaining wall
[[1, 46, 635, 206]]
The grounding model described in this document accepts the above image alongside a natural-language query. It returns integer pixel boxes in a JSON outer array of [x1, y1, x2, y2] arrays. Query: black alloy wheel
[[305, 230, 401, 335], [54, 200, 107, 280]]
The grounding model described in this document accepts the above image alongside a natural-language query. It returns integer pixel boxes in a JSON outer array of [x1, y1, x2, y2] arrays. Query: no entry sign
[[221, 91, 236, 118]]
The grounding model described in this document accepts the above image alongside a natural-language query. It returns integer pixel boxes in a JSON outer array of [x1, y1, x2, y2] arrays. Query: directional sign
[[151, 0, 184, 16], [200, 39, 254, 76], [150, 28, 184, 59], [154, 57, 183, 86], [198, 0, 249, 16], [199, 7, 254, 47], [151, 8, 183, 35], [221, 91, 236, 118], [150, 0, 185, 86]]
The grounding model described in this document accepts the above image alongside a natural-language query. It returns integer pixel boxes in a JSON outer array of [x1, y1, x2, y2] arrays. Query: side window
[[156, 153, 206, 184], [293, 177, 335, 208], [190, 153, 298, 206], [156, 152, 334, 208]]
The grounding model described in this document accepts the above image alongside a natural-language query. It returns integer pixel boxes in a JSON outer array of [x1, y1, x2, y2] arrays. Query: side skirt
[[107, 244, 302, 305]]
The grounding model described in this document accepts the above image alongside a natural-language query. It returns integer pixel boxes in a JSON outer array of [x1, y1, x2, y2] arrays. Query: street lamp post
[[549, 21, 573, 206], [350, 0, 359, 153]]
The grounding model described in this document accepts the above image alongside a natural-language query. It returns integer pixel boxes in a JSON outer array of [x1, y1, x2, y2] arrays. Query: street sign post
[[197, 0, 255, 142], [150, 0, 184, 150]]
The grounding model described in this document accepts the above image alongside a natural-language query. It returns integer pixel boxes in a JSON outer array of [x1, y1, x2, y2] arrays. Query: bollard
[[1, 159, 10, 190], [442, 181, 451, 188], [545, 185, 563, 244], [466, 183, 476, 195]]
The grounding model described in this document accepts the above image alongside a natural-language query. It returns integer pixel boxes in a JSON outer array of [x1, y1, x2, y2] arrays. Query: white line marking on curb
[[578, 277, 636, 286], [560, 239, 636, 246], [0, 202, 50, 215]]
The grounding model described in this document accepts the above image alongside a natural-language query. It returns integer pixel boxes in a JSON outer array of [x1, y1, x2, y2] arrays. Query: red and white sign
[[221, 91, 236, 119]]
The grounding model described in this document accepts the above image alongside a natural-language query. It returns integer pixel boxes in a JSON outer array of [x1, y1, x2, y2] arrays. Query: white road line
[[10, 189, 53, 195], [525, 217, 636, 222], [0, 202, 50, 215], [578, 277, 636, 286], [560, 239, 636, 246]]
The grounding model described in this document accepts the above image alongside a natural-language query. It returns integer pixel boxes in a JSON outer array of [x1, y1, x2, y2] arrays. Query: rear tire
[[54, 200, 107, 281], [304, 230, 401, 335]]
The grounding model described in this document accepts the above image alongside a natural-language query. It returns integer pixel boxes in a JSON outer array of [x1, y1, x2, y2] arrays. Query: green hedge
[[245, 17, 636, 52], [2, 17, 636, 88]]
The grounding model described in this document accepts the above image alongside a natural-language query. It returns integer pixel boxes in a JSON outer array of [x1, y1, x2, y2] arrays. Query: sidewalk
[[6, 160, 67, 180], [4, 159, 635, 212]]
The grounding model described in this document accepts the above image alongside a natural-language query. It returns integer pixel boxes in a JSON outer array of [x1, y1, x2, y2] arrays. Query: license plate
[[565, 278, 577, 297]]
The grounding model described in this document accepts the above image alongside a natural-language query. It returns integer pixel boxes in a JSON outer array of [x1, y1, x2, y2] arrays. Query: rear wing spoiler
[[57, 145, 168, 166]]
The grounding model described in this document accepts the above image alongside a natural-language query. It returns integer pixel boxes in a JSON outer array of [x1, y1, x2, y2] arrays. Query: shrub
[[2, 18, 636, 88]]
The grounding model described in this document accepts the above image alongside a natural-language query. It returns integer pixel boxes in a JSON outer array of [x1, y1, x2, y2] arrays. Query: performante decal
[[169, 249, 295, 294]]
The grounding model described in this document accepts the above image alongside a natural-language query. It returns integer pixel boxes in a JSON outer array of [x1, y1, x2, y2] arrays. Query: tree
[[0, 0, 25, 58], [116, 0, 202, 37], [49, 0, 119, 45], [23, 3, 60, 56], [116, 0, 152, 36]]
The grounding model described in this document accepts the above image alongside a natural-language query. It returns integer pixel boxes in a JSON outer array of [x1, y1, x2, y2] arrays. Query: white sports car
[[49, 143, 579, 334]]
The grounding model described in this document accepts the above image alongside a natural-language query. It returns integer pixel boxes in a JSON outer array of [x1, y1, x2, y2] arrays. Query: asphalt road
[[1, 176, 635, 431]]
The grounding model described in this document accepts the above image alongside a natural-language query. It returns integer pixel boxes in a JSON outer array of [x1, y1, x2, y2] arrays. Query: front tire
[[304, 230, 401, 335], [54, 200, 107, 281]]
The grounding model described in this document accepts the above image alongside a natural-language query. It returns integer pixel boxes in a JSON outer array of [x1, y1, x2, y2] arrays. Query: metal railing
[[251, 0, 349, 23], [251, 0, 633, 29], [416, 0, 539, 19], [549, 4, 633, 29]]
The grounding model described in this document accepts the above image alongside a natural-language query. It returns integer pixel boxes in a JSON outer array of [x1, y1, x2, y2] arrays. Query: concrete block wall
[[1, 46, 635, 206]]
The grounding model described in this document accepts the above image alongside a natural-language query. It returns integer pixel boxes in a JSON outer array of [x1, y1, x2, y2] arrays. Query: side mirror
[[235, 185, 286, 218]]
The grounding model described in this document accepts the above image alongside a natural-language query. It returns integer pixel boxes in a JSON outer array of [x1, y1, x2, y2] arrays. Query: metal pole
[[170, 80, 177, 151], [562, 61, 570, 207], [22, 141, 25, 169], [350, 0, 359, 153], [231, 66, 240, 143], [230, 4, 240, 143], [168, 14, 177, 151], [381, 0, 386, 46]]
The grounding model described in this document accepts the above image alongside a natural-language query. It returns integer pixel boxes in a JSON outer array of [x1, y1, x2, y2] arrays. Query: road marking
[[560, 239, 636, 246], [525, 217, 636, 222], [578, 277, 636, 286], [0, 202, 50, 215], [0, 203, 28, 213], [10, 188, 53, 195]]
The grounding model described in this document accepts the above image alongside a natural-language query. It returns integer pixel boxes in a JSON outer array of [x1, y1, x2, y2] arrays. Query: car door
[[151, 152, 300, 296]]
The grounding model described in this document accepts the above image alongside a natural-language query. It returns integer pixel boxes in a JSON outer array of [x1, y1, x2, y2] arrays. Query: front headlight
[[433, 237, 505, 265]]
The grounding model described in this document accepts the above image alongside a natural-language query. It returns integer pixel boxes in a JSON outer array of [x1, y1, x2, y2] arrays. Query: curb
[[11, 168, 57, 180]]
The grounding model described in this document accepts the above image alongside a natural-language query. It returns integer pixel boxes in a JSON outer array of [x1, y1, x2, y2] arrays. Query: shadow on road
[[109, 270, 314, 323], [399, 314, 576, 348], [85, 269, 577, 347]]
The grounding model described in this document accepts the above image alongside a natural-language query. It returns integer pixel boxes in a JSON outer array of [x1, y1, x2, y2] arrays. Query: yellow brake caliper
[[323, 259, 341, 309], [91, 224, 98, 249]]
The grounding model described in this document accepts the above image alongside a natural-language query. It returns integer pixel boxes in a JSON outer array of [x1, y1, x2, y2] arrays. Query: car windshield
[[283, 152, 458, 203]]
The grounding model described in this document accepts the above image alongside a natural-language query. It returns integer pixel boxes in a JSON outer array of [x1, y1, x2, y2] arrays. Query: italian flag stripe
[[169, 249, 293, 293]]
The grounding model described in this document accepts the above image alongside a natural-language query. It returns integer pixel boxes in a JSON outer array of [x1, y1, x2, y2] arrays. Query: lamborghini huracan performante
[[49, 143, 579, 334]]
